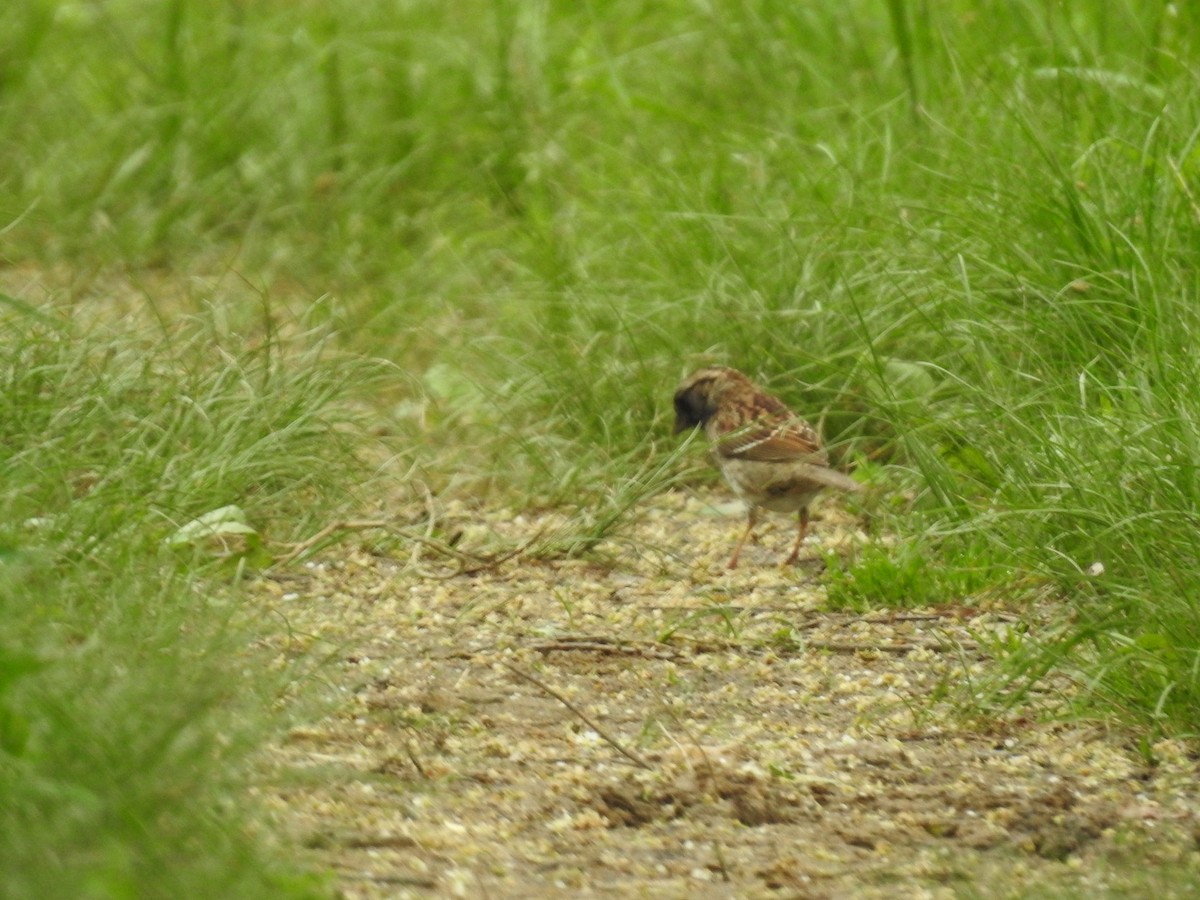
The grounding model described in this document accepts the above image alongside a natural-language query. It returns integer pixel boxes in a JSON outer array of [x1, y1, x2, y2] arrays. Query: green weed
[[0, 298, 374, 898]]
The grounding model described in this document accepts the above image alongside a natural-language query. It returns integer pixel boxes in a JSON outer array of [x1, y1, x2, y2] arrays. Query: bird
[[673, 366, 861, 569]]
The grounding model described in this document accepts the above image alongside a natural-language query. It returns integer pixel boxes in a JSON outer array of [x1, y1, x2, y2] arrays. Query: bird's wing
[[715, 418, 826, 463], [714, 418, 863, 493]]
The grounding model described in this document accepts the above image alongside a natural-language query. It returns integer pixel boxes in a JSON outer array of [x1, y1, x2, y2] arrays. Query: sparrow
[[673, 366, 861, 569]]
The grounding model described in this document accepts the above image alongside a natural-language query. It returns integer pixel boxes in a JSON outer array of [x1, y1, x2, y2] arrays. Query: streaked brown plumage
[[673, 366, 860, 568]]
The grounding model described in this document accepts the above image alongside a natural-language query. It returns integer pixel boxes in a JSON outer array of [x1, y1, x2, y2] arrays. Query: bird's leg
[[783, 506, 810, 566], [727, 506, 758, 569]]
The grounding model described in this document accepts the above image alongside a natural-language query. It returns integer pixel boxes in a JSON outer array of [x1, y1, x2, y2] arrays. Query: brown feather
[[714, 420, 826, 463]]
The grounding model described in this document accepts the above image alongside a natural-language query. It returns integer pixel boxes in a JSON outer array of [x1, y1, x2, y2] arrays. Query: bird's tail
[[797, 464, 864, 493]]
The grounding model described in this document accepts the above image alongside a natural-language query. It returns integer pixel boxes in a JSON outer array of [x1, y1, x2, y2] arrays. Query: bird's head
[[672, 366, 750, 433]]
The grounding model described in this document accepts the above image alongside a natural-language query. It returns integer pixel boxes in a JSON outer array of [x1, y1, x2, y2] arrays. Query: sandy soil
[[253, 491, 1200, 898]]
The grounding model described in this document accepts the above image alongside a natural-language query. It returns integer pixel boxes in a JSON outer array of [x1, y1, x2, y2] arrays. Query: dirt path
[[255, 492, 1200, 898]]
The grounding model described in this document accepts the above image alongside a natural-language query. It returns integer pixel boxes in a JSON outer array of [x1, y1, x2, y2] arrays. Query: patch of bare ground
[[253, 491, 1200, 898]]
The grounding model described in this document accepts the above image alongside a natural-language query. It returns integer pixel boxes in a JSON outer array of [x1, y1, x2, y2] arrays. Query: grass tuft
[[0, 297, 376, 898]]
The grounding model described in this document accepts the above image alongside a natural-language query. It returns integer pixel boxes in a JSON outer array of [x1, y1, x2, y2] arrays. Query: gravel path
[[254, 491, 1200, 898]]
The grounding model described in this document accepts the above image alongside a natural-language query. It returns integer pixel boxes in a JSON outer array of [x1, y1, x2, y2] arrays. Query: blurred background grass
[[3, 0, 1200, 894]]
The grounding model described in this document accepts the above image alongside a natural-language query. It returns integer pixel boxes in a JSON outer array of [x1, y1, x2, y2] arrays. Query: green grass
[[3, 0, 1200, 891], [0, 302, 372, 898]]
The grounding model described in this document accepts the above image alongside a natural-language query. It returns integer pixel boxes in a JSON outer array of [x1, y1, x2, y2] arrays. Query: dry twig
[[272, 517, 545, 575], [500, 662, 652, 770], [337, 871, 437, 888], [806, 640, 978, 654], [273, 518, 479, 567], [531, 636, 679, 660]]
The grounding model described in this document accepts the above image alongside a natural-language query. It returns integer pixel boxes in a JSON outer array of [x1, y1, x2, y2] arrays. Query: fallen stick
[[531, 637, 679, 660], [273, 518, 480, 567], [500, 662, 652, 770], [806, 640, 979, 654]]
